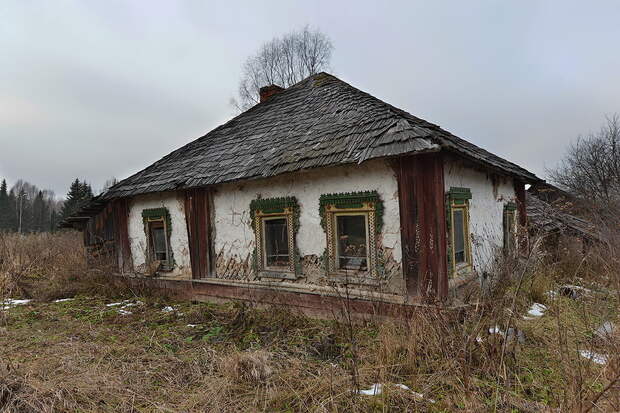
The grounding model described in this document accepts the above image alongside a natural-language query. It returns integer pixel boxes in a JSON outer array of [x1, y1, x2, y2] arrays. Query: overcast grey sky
[[2, 1, 619, 197]]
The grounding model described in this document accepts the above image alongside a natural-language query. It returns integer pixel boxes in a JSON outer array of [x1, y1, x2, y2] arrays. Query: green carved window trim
[[319, 191, 383, 280], [141, 207, 174, 271], [250, 197, 301, 278], [446, 187, 473, 278], [319, 191, 384, 233]]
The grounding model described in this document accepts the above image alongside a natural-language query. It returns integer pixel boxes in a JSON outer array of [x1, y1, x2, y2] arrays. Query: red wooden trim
[[112, 198, 132, 273], [394, 153, 448, 300], [185, 188, 212, 279], [394, 157, 419, 297], [121, 276, 463, 319]]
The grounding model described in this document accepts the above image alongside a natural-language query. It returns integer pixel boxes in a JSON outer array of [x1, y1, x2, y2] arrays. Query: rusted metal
[[184, 188, 213, 279], [394, 153, 448, 300]]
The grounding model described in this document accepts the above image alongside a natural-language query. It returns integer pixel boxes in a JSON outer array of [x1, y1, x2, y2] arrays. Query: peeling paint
[[127, 192, 192, 278], [211, 159, 404, 292], [444, 159, 516, 274]]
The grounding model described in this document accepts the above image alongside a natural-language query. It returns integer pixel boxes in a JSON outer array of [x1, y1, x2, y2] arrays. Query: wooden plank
[[185, 188, 213, 279], [514, 181, 528, 253], [394, 153, 448, 299], [394, 157, 419, 297], [112, 198, 132, 273]]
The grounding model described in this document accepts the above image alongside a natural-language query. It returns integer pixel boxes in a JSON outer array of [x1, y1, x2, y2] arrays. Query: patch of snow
[[488, 326, 525, 343], [107, 299, 142, 308], [117, 309, 132, 316], [545, 290, 558, 299], [187, 324, 198, 328], [526, 303, 547, 318], [162, 306, 175, 313], [358, 383, 383, 396], [53, 298, 74, 303], [121, 301, 143, 308], [594, 321, 615, 340], [476, 336, 483, 343], [1, 299, 32, 310], [579, 350, 608, 365], [357, 383, 435, 402]]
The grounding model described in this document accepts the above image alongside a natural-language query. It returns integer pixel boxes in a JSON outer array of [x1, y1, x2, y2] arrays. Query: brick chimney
[[259, 85, 284, 103]]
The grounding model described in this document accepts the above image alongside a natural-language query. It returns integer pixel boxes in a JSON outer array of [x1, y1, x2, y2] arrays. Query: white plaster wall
[[127, 192, 192, 277], [212, 159, 402, 268], [444, 159, 516, 274]]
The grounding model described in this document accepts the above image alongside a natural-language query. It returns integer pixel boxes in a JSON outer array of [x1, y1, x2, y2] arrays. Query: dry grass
[[0, 231, 619, 412]]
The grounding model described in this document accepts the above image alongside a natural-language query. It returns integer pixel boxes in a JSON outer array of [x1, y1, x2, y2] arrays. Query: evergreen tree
[[32, 191, 49, 232], [7, 189, 17, 231], [0, 179, 10, 231], [50, 209, 58, 232], [60, 179, 94, 223]]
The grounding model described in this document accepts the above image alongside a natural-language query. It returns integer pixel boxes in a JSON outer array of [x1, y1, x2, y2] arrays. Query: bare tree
[[232, 26, 333, 111], [100, 177, 118, 195], [549, 114, 620, 207]]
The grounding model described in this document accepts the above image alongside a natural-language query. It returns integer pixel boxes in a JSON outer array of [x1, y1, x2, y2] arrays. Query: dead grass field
[[1, 232, 619, 412]]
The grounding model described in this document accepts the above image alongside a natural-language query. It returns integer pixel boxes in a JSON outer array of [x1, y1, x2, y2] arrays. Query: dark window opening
[[149, 220, 168, 262], [453, 208, 466, 264], [504, 211, 516, 253], [336, 215, 368, 271], [264, 218, 290, 268]]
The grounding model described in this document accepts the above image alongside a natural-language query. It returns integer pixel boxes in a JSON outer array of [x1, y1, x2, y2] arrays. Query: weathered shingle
[[103, 72, 539, 200]]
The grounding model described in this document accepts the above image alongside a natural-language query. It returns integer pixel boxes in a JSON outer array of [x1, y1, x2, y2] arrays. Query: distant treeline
[[0, 178, 95, 233]]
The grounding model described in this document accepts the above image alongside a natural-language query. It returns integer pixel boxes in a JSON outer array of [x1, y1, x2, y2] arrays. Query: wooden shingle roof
[[103, 72, 539, 199]]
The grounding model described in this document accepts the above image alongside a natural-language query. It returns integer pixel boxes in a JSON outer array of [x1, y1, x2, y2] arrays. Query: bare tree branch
[[232, 26, 333, 112], [548, 114, 620, 210]]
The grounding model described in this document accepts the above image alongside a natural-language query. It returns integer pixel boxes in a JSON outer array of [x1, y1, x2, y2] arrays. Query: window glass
[[149, 222, 168, 261], [453, 208, 466, 264], [264, 218, 289, 267], [336, 215, 368, 271]]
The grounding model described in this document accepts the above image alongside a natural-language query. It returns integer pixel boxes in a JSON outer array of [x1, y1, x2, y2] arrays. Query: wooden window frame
[[446, 187, 473, 278], [142, 207, 174, 272], [332, 211, 371, 273], [503, 202, 517, 256], [259, 214, 294, 273], [250, 197, 300, 280], [320, 191, 383, 285], [147, 219, 169, 262]]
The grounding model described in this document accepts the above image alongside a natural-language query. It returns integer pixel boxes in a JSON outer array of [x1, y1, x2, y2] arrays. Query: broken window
[[149, 220, 168, 262], [447, 187, 472, 277], [141, 208, 174, 272], [263, 217, 290, 268]]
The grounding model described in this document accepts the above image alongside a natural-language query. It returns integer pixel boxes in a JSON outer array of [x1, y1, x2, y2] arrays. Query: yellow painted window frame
[[332, 211, 371, 274], [324, 202, 378, 278], [254, 207, 296, 274], [449, 200, 473, 278]]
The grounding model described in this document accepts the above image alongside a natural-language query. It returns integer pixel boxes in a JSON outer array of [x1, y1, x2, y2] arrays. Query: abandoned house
[[65, 72, 541, 315]]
